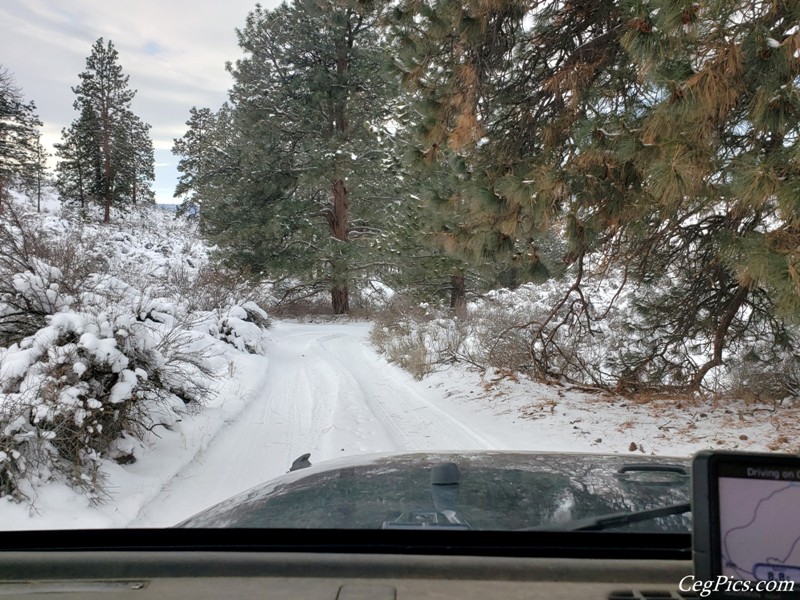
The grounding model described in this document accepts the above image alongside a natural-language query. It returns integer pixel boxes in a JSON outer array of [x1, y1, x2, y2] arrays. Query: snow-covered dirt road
[[5, 319, 787, 531], [130, 321, 499, 526]]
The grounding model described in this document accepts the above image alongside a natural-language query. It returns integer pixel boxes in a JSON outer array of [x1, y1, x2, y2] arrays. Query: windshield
[[0, 0, 798, 535]]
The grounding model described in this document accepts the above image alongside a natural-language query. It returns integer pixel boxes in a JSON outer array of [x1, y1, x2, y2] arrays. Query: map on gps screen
[[720, 477, 800, 583]]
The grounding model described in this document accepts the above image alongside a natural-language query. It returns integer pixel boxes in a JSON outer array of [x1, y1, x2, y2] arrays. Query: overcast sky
[[1, 0, 282, 203]]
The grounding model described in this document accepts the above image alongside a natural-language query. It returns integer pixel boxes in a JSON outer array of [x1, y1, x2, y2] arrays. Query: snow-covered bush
[[371, 264, 800, 400], [0, 206, 97, 347], [0, 196, 271, 501], [208, 301, 270, 354], [0, 410, 36, 501]]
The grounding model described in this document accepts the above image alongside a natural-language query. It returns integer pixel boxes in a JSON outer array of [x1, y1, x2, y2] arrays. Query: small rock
[[114, 453, 136, 465]]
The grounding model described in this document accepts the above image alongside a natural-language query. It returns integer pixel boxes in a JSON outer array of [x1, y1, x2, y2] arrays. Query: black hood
[[179, 451, 691, 532]]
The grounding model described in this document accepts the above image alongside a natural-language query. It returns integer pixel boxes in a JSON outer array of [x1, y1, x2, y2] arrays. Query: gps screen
[[718, 468, 800, 583], [693, 451, 800, 599]]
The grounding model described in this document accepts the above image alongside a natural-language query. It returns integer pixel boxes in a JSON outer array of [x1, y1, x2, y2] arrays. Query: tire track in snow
[[315, 333, 497, 450], [130, 321, 497, 527]]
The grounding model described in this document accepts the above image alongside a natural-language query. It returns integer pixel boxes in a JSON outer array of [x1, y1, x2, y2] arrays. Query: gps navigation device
[[693, 450, 800, 599]]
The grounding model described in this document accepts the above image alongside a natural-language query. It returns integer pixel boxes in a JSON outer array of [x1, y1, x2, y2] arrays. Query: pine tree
[[55, 105, 104, 208], [612, 0, 800, 389], [393, 0, 800, 390], [113, 111, 155, 205], [19, 132, 49, 212], [389, 0, 570, 302], [172, 106, 227, 216], [65, 38, 153, 221], [0, 66, 42, 211], [198, 0, 401, 314]]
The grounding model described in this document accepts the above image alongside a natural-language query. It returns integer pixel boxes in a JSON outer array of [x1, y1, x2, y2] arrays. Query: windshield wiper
[[518, 501, 691, 532]]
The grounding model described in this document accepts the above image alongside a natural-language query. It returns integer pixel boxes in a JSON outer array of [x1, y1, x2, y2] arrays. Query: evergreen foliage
[[112, 112, 155, 206], [180, 0, 404, 314], [56, 39, 155, 221], [17, 133, 49, 213], [0, 67, 42, 211], [391, 0, 800, 391], [55, 105, 103, 208], [172, 106, 223, 216]]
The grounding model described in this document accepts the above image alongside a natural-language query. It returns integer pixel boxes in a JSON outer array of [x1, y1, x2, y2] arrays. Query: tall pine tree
[[195, 0, 401, 314], [172, 105, 236, 216], [19, 132, 49, 212], [113, 111, 155, 205], [392, 0, 800, 390], [55, 104, 103, 208], [59, 39, 154, 220], [0, 66, 42, 211]]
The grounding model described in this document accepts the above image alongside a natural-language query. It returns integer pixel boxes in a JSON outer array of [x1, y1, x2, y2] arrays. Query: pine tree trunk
[[102, 107, 111, 223], [450, 270, 467, 317], [0, 177, 4, 214], [331, 285, 349, 315], [329, 178, 350, 315], [326, 20, 354, 316], [78, 163, 85, 209], [94, 151, 103, 206], [331, 179, 349, 241]]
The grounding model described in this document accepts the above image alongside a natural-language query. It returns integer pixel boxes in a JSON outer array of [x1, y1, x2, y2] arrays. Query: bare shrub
[[466, 301, 534, 373], [371, 298, 433, 379], [185, 267, 250, 312], [726, 352, 800, 405], [369, 280, 617, 383], [371, 297, 468, 379], [270, 281, 333, 318]]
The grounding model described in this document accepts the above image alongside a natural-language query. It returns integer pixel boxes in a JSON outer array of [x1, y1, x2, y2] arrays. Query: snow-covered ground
[[2, 318, 798, 530], [2, 191, 798, 531]]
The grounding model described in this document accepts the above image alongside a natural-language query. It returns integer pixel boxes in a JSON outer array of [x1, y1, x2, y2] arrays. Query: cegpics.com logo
[[680, 575, 795, 598]]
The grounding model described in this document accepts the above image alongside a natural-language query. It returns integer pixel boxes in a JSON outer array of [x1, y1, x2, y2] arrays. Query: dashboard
[[0, 530, 694, 600], [0, 550, 694, 600]]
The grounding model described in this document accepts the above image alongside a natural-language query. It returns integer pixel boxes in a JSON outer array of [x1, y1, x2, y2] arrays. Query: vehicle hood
[[178, 451, 691, 532]]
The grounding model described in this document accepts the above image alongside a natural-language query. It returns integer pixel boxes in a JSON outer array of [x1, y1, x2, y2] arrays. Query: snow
[[108, 370, 139, 404], [1, 189, 799, 531], [0, 318, 797, 530], [0, 345, 37, 380]]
